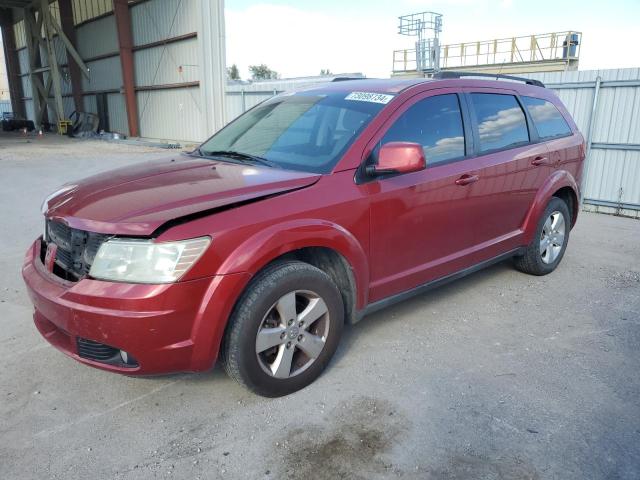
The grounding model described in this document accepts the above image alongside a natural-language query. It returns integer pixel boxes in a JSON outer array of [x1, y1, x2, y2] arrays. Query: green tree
[[249, 64, 279, 80], [227, 64, 240, 80], [320, 69, 333, 76]]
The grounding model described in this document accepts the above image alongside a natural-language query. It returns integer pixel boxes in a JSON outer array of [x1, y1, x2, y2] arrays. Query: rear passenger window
[[470, 93, 529, 153], [521, 96, 572, 139], [382, 94, 465, 166]]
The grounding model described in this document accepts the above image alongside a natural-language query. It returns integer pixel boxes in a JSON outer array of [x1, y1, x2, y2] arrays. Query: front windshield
[[199, 91, 388, 173]]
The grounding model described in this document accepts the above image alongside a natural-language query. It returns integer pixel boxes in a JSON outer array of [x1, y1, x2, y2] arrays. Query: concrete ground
[[1, 133, 639, 480]]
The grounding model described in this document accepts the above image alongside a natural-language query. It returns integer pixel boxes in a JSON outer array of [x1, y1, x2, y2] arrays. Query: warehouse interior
[[0, 0, 226, 142]]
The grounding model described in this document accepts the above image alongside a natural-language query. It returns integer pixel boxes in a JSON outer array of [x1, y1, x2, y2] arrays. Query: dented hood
[[43, 155, 321, 236]]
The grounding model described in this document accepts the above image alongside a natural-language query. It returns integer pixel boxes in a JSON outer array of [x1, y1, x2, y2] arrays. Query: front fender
[[217, 218, 370, 309], [522, 170, 579, 244]]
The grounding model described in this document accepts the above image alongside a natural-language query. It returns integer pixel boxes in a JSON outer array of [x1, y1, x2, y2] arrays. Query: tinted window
[[521, 96, 572, 139], [381, 94, 465, 165], [470, 93, 529, 153], [200, 92, 385, 173]]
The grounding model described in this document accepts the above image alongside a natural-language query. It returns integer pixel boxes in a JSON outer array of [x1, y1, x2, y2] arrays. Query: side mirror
[[366, 142, 426, 177]]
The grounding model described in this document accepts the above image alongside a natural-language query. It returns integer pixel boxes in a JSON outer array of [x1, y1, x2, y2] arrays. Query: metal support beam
[[58, 0, 84, 113], [0, 8, 26, 118], [113, 0, 139, 137], [40, 0, 65, 123], [23, 7, 46, 127], [581, 75, 601, 204]]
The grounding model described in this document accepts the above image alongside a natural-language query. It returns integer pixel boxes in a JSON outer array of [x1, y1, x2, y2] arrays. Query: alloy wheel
[[255, 290, 330, 379], [539, 210, 566, 264]]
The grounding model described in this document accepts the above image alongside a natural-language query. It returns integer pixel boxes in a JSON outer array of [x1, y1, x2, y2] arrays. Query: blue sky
[[225, 0, 640, 79]]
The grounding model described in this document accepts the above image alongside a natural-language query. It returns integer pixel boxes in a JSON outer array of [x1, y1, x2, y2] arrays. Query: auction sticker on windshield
[[345, 92, 394, 104]]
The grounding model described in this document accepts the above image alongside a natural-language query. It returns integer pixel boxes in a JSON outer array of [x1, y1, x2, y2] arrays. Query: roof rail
[[331, 77, 369, 82], [432, 71, 545, 88]]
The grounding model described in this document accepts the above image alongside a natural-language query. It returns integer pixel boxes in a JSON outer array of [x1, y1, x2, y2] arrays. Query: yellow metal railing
[[393, 31, 581, 72]]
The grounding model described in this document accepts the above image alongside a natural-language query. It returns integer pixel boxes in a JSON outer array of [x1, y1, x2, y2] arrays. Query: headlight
[[89, 237, 211, 284]]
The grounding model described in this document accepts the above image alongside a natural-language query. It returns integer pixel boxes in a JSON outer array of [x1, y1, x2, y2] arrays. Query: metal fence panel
[[0, 100, 12, 115], [526, 68, 640, 212], [224, 75, 361, 122]]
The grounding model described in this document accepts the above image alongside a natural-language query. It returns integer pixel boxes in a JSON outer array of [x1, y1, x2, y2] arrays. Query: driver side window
[[381, 94, 466, 166]]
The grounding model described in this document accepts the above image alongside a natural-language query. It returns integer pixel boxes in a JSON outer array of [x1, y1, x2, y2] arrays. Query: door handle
[[455, 174, 480, 186], [531, 156, 551, 166]]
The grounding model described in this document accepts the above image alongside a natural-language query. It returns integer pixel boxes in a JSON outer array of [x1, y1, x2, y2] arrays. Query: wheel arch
[[551, 185, 579, 227], [217, 218, 369, 314], [522, 170, 579, 244]]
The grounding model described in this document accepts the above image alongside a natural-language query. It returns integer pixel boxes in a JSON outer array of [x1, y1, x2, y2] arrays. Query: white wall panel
[[83, 94, 97, 113], [82, 56, 122, 92], [106, 92, 129, 135], [130, 0, 199, 46], [17, 49, 29, 75], [133, 37, 199, 86], [136, 87, 204, 142], [75, 14, 118, 59]]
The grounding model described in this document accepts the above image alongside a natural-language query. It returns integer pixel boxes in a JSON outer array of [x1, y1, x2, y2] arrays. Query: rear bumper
[[21, 239, 251, 375]]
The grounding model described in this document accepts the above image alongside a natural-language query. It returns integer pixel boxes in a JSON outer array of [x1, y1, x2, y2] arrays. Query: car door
[[364, 90, 481, 303], [462, 89, 551, 262]]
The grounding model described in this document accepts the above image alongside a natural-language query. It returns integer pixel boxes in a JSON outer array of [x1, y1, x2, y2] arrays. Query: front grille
[[43, 220, 109, 282]]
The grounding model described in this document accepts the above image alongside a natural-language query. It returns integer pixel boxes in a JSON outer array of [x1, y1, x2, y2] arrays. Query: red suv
[[23, 74, 585, 396]]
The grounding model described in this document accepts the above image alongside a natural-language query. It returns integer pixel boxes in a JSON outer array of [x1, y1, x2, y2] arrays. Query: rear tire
[[221, 261, 344, 397], [514, 196, 571, 276]]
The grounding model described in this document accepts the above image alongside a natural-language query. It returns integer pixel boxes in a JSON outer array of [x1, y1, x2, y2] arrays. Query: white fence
[[225, 75, 363, 121], [0, 100, 11, 117], [528, 68, 640, 217]]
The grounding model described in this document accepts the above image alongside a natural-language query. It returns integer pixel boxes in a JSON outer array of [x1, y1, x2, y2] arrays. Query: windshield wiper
[[201, 150, 277, 168]]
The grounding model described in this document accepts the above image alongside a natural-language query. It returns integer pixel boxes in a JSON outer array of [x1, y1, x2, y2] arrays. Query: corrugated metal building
[[0, 0, 225, 141]]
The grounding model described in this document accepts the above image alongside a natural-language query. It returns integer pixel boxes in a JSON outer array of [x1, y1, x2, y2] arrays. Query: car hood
[[43, 155, 321, 236]]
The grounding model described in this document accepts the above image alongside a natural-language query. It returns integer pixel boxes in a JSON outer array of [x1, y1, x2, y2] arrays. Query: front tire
[[221, 261, 344, 397], [514, 196, 571, 276]]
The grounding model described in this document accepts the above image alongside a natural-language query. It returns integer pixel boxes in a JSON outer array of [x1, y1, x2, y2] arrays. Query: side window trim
[[465, 90, 533, 156], [461, 92, 479, 157], [515, 94, 540, 144], [458, 92, 474, 162]]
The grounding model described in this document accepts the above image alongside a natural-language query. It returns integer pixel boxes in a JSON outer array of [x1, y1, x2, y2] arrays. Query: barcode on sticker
[[345, 92, 394, 104]]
